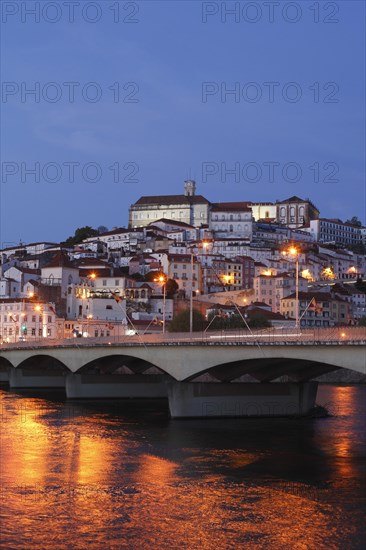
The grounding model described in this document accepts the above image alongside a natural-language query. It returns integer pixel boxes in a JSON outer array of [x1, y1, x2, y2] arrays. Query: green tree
[[169, 309, 206, 332], [355, 278, 366, 292], [165, 278, 179, 298], [207, 312, 246, 330], [358, 316, 366, 326], [144, 272, 178, 298], [145, 271, 165, 282], [248, 314, 271, 328], [206, 311, 271, 330], [345, 216, 362, 227], [64, 226, 99, 245]]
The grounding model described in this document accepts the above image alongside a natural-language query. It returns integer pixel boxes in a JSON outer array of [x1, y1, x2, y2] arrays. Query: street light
[[282, 245, 300, 328], [154, 274, 167, 334], [222, 274, 232, 289], [187, 241, 211, 333]]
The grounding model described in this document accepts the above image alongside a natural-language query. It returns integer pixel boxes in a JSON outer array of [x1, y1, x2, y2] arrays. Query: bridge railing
[[1, 326, 365, 350]]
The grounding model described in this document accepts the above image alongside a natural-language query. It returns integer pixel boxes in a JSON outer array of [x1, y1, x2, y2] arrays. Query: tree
[[355, 278, 366, 292], [358, 317, 366, 326], [206, 311, 271, 331], [144, 272, 178, 298], [97, 225, 109, 234], [168, 309, 206, 332], [248, 314, 271, 328], [165, 278, 179, 298], [145, 271, 164, 282], [64, 226, 99, 245], [345, 216, 362, 227], [207, 312, 246, 330]]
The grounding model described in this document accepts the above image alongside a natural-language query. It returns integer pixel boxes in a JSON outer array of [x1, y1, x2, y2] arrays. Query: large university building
[[129, 183, 320, 232], [129, 181, 210, 228]]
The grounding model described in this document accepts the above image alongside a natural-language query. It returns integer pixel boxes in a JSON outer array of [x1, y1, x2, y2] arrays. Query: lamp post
[[188, 241, 210, 333], [154, 274, 167, 334], [190, 252, 194, 333], [282, 246, 300, 329]]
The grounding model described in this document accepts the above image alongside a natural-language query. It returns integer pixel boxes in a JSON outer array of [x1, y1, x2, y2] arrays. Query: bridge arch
[[186, 357, 343, 383], [0, 356, 14, 370], [17, 355, 71, 373], [76, 353, 171, 377]]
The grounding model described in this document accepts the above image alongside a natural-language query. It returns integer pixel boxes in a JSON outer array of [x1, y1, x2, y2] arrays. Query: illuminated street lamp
[[187, 241, 211, 333], [222, 274, 232, 288], [282, 245, 300, 329], [154, 274, 167, 334]]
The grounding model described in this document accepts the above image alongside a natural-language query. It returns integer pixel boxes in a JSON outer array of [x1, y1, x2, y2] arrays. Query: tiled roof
[[152, 218, 195, 228], [277, 195, 305, 204], [211, 202, 251, 212], [44, 251, 75, 269], [282, 291, 347, 302], [133, 195, 210, 206]]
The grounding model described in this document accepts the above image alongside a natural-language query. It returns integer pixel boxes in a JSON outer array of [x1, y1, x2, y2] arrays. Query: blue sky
[[1, 0, 365, 244]]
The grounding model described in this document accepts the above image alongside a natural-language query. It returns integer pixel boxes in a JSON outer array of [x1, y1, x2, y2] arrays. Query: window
[[115, 280, 120, 286], [103, 280, 107, 286], [106, 305, 112, 310]]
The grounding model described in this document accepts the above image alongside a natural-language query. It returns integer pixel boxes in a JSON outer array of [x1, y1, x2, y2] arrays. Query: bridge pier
[[9, 368, 66, 389], [66, 373, 168, 399], [0, 367, 9, 383], [166, 382, 318, 418]]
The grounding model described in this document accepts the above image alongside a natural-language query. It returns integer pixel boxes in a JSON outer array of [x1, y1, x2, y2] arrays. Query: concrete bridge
[[0, 328, 365, 417]]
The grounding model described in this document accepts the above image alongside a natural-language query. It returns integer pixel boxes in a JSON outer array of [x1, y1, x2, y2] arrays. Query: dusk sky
[[1, 0, 365, 245]]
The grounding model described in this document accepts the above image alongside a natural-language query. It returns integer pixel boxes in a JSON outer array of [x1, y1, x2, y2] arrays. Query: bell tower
[[184, 180, 196, 197]]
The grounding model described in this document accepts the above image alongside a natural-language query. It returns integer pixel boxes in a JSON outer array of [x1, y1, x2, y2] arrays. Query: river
[[0, 385, 365, 549]]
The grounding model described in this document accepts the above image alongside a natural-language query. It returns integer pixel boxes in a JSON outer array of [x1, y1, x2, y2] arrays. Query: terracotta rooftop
[[151, 218, 195, 229], [211, 202, 251, 212], [44, 251, 75, 269], [133, 195, 210, 206]]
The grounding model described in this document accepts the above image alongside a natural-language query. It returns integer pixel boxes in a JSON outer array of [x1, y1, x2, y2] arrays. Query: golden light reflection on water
[[0, 389, 365, 549]]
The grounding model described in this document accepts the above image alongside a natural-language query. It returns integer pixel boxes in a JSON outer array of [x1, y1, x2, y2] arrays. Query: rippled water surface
[[0, 385, 365, 549]]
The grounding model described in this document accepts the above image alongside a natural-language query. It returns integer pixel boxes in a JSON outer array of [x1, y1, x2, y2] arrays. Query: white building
[[41, 251, 79, 295], [209, 202, 253, 239], [254, 273, 308, 313], [167, 254, 202, 296], [129, 181, 210, 228], [0, 299, 57, 342], [249, 202, 277, 222], [276, 196, 319, 228], [306, 219, 363, 247]]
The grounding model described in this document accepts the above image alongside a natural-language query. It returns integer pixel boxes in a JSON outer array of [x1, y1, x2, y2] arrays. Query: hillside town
[[1, 180, 366, 342]]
